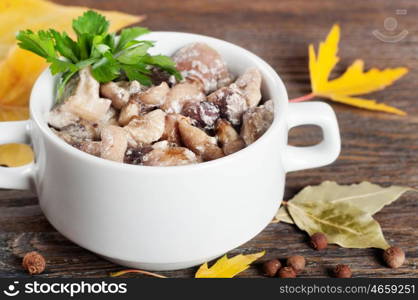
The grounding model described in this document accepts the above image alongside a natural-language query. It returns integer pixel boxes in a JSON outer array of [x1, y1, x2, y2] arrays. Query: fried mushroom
[[178, 119, 224, 161], [240, 100, 274, 145], [79, 141, 101, 157], [137, 82, 170, 106], [235, 68, 262, 108], [100, 80, 141, 109], [181, 101, 220, 129], [215, 119, 246, 155], [207, 84, 248, 126], [161, 81, 205, 113], [100, 125, 128, 162], [142, 146, 198, 166], [173, 42, 232, 93], [124, 109, 166, 145], [65, 67, 112, 122]]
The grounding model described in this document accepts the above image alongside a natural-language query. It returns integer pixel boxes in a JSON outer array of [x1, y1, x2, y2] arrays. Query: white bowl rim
[[30, 31, 288, 172]]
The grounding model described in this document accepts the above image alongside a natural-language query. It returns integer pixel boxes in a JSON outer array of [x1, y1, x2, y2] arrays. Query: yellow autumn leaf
[[195, 251, 265, 278], [0, 144, 34, 167], [0, 49, 46, 107], [309, 24, 408, 115], [0, 103, 31, 167], [0, 0, 144, 167], [0, 104, 28, 121]]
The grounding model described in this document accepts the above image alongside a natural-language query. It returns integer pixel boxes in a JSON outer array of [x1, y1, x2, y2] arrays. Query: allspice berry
[[310, 232, 328, 250], [383, 246, 405, 268], [262, 259, 281, 277], [286, 255, 305, 273], [334, 264, 352, 278], [278, 266, 297, 278], [22, 251, 46, 275]]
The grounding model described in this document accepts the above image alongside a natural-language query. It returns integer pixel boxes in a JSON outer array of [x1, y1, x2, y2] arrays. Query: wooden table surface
[[1, 0, 417, 278]]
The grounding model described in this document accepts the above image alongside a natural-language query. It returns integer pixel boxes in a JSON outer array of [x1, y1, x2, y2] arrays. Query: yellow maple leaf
[[307, 24, 408, 115], [0, 0, 144, 167], [195, 251, 265, 278]]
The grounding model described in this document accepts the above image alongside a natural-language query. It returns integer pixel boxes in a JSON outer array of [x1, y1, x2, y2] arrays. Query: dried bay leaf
[[287, 199, 390, 249], [195, 251, 265, 278], [271, 206, 293, 224], [274, 181, 412, 224], [317, 181, 412, 214]]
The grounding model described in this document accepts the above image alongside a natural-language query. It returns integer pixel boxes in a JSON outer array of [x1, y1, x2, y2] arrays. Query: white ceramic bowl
[[0, 32, 340, 271]]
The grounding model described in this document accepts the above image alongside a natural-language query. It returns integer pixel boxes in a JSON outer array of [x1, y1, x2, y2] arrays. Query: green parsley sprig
[[16, 10, 182, 101]]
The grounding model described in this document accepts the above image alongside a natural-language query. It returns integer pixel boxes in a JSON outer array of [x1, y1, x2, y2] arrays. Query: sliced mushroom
[[216, 119, 246, 155], [100, 106, 119, 126], [118, 100, 141, 126], [48, 105, 79, 129], [152, 140, 179, 150], [181, 101, 220, 129], [124, 146, 153, 165], [124, 109, 166, 145], [142, 147, 198, 166], [235, 68, 262, 108], [178, 119, 224, 161], [51, 122, 97, 148], [79, 141, 101, 157], [172, 42, 232, 93], [84, 107, 119, 139], [207, 84, 248, 126], [100, 80, 141, 109], [100, 125, 128, 162], [61, 123, 96, 141], [161, 113, 190, 145], [240, 100, 274, 145], [65, 67, 111, 122], [161, 81, 205, 113], [50, 128, 75, 146], [119, 97, 157, 126], [137, 82, 170, 106]]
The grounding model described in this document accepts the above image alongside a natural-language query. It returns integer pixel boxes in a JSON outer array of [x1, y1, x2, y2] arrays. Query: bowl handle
[[283, 102, 341, 173], [0, 120, 35, 189]]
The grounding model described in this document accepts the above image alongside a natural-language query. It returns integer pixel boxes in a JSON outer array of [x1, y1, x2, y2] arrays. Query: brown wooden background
[[1, 0, 417, 278]]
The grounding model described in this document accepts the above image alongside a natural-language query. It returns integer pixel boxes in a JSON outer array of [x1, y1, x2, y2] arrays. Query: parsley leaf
[[116, 42, 153, 64], [142, 55, 182, 80], [49, 30, 80, 63], [122, 64, 152, 85], [48, 57, 77, 75], [116, 27, 150, 51], [72, 10, 109, 36], [16, 30, 56, 59], [16, 10, 182, 102], [91, 52, 120, 82]]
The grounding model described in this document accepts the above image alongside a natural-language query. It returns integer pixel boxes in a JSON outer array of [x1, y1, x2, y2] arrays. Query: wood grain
[[1, 0, 417, 278]]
